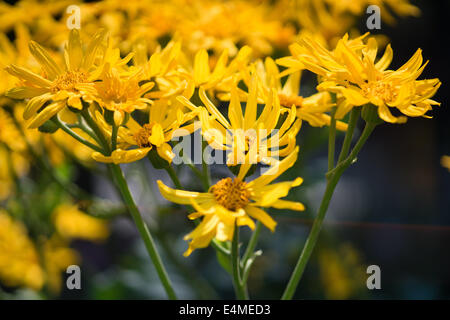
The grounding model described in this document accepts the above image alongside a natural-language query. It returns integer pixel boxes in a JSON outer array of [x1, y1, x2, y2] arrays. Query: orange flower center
[[278, 93, 304, 108], [361, 80, 398, 103], [133, 124, 154, 148], [51, 70, 88, 93], [210, 178, 251, 211]]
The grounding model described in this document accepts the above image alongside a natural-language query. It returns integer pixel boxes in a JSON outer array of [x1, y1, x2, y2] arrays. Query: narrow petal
[[245, 206, 277, 232], [157, 180, 213, 205]]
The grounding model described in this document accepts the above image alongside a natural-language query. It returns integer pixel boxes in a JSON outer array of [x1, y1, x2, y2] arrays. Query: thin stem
[[80, 108, 111, 155], [231, 227, 248, 300], [202, 141, 211, 189], [281, 172, 342, 300], [337, 108, 360, 164], [164, 165, 183, 189], [52, 116, 103, 153], [109, 164, 177, 300], [241, 221, 262, 268], [328, 107, 337, 172], [111, 122, 118, 151], [327, 122, 377, 178], [281, 121, 377, 300]]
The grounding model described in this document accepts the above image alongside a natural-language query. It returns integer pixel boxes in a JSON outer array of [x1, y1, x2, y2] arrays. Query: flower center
[[51, 70, 88, 93], [211, 178, 251, 211], [278, 93, 304, 108], [134, 124, 153, 148], [361, 80, 398, 103]]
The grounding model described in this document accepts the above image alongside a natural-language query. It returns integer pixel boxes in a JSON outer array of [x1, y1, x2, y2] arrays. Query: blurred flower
[[53, 204, 109, 242], [0, 211, 44, 290], [318, 244, 366, 299], [441, 156, 450, 172], [43, 235, 79, 294]]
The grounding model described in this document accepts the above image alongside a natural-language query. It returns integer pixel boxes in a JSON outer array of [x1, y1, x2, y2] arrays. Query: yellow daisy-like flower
[[181, 45, 253, 92], [179, 73, 301, 166], [0, 210, 44, 291], [5, 29, 107, 128], [52, 204, 109, 242], [158, 147, 304, 256], [234, 57, 348, 131], [82, 65, 154, 125], [92, 97, 198, 164], [279, 34, 441, 123]]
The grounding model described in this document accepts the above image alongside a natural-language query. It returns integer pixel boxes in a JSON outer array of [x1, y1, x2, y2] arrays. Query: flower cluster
[[0, 0, 443, 299]]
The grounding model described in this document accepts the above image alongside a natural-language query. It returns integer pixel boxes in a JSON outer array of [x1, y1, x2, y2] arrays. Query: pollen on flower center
[[361, 80, 398, 103], [51, 70, 88, 93], [278, 93, 304, 108], [210, 177, 251, 211], [134, 124, 153, 148]]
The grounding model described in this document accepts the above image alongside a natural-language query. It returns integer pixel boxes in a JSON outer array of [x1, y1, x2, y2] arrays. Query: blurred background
[[0, 0, 449, 300]]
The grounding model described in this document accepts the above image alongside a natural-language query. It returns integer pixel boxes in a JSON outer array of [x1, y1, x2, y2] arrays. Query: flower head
[[179, 73, 301, 166], [279, 34, 441, 123], [5, 29, 108, 128], [92, 97, 198, 164], [158, 147, 304, 256]]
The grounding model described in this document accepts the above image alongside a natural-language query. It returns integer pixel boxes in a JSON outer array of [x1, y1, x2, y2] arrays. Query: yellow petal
[[247, 147, 299, 188], [23, 93, 52, 120], [342, 87, 369, 106], [149, 123, 165, 146], [194, 49, 210, 85], [157, 180, 212, 205], [216, 222, 234, 242], [29, 41, 61, 79], [110, 148, 151, 164], [271, 199, 305, 211], [65, 29, 83, 71], [156, 142, 175, 163], [28, 101, 65, 129], [245, 206, 277, 232]]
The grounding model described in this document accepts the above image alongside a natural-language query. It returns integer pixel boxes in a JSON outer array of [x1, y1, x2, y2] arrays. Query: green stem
[[201, 140, 211, 189], [80, 108, 111, 155], [328, 107, 337, 172], [241, 221, 261, 268], [281, 121, 377, 300], [52, 116, 103, 153], [109, 164, 177, 300], [164, 165, 183, 189], [111, 122, 118, 151], [231, 227, 248, 300], [337, 108, 360, 164]]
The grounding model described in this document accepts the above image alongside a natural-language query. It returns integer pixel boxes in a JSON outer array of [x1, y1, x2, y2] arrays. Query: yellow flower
[[53, 204, 109, 242], [82, 65, 154, 125], [179, 73, 300, 166], [279, 34, 441, 123], [92, 97, 198, 164], [234, 57, 348, 131], [43, 235, 79, 294], [182, 45, 253, 92], [157, 148, 304, 256], [5, 29, 107, 128], [0, 211, 44, 290], [442, 156, 450, 172]]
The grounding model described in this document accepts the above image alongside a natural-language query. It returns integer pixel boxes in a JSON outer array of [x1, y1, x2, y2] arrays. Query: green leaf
[[216, 246, 232, 275]]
